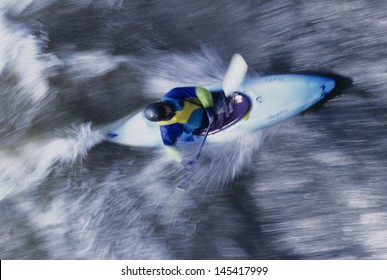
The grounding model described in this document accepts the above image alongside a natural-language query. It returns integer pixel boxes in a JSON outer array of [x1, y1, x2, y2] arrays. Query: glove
[[205, 107, 216, 125]]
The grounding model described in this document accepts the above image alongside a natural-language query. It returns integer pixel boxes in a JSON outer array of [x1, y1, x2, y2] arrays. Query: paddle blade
[[222, 53, 248, 95]]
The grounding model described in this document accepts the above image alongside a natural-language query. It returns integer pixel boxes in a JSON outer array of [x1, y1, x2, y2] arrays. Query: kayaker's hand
[[206, 107, 215, 125]]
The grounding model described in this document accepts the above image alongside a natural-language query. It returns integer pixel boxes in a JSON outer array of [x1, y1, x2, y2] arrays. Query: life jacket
[[158, 98, 203, 132]]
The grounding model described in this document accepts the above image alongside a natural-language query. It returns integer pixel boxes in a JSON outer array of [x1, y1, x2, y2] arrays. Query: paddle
[[222, 53, 248, 96], [182, 53, 248, 170]]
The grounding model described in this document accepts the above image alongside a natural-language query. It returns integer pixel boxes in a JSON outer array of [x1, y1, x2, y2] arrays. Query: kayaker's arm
[[160, 124, 184, 163], [195, 86, 215, 125]]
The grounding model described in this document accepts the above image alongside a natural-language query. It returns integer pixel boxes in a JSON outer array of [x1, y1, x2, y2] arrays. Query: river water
[[1, 0, 387, 259]]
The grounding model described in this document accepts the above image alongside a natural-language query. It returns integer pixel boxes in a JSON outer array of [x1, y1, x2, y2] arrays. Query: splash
[[0, 123, 105, 200], [0, 11, 61, 146], [0, 12, 59, 103], [0, 0, 53, 17], [143, 48, 227, 98], [0, 0, 123, 17], [63, 50, 128, 81], [185, 131, 267, 191]]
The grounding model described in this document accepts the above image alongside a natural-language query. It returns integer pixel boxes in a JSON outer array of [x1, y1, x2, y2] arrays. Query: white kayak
[[106, 74, 335, 147]]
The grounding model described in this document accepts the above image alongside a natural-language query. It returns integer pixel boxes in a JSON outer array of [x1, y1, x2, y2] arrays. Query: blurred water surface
[[1, 0, 387, 259]]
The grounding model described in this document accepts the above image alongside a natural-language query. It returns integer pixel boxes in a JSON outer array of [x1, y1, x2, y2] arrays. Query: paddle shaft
[[181, 120, 211, 171], [192, 121, 211, 160]]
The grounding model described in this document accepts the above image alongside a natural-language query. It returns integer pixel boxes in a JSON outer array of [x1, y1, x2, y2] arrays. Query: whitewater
[[1, 0, 387, 259]]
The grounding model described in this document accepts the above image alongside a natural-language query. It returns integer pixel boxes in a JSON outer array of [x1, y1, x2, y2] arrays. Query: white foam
[[0, 123, 104, 200], [0, 1, 43, 16], [311, 151, 354, 166], [144, 48, 226, 98], [0, 13, 60, 103], [359, 212, 387, 258], [0, 0, 122, 17], [64, 50, 127, 80]]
